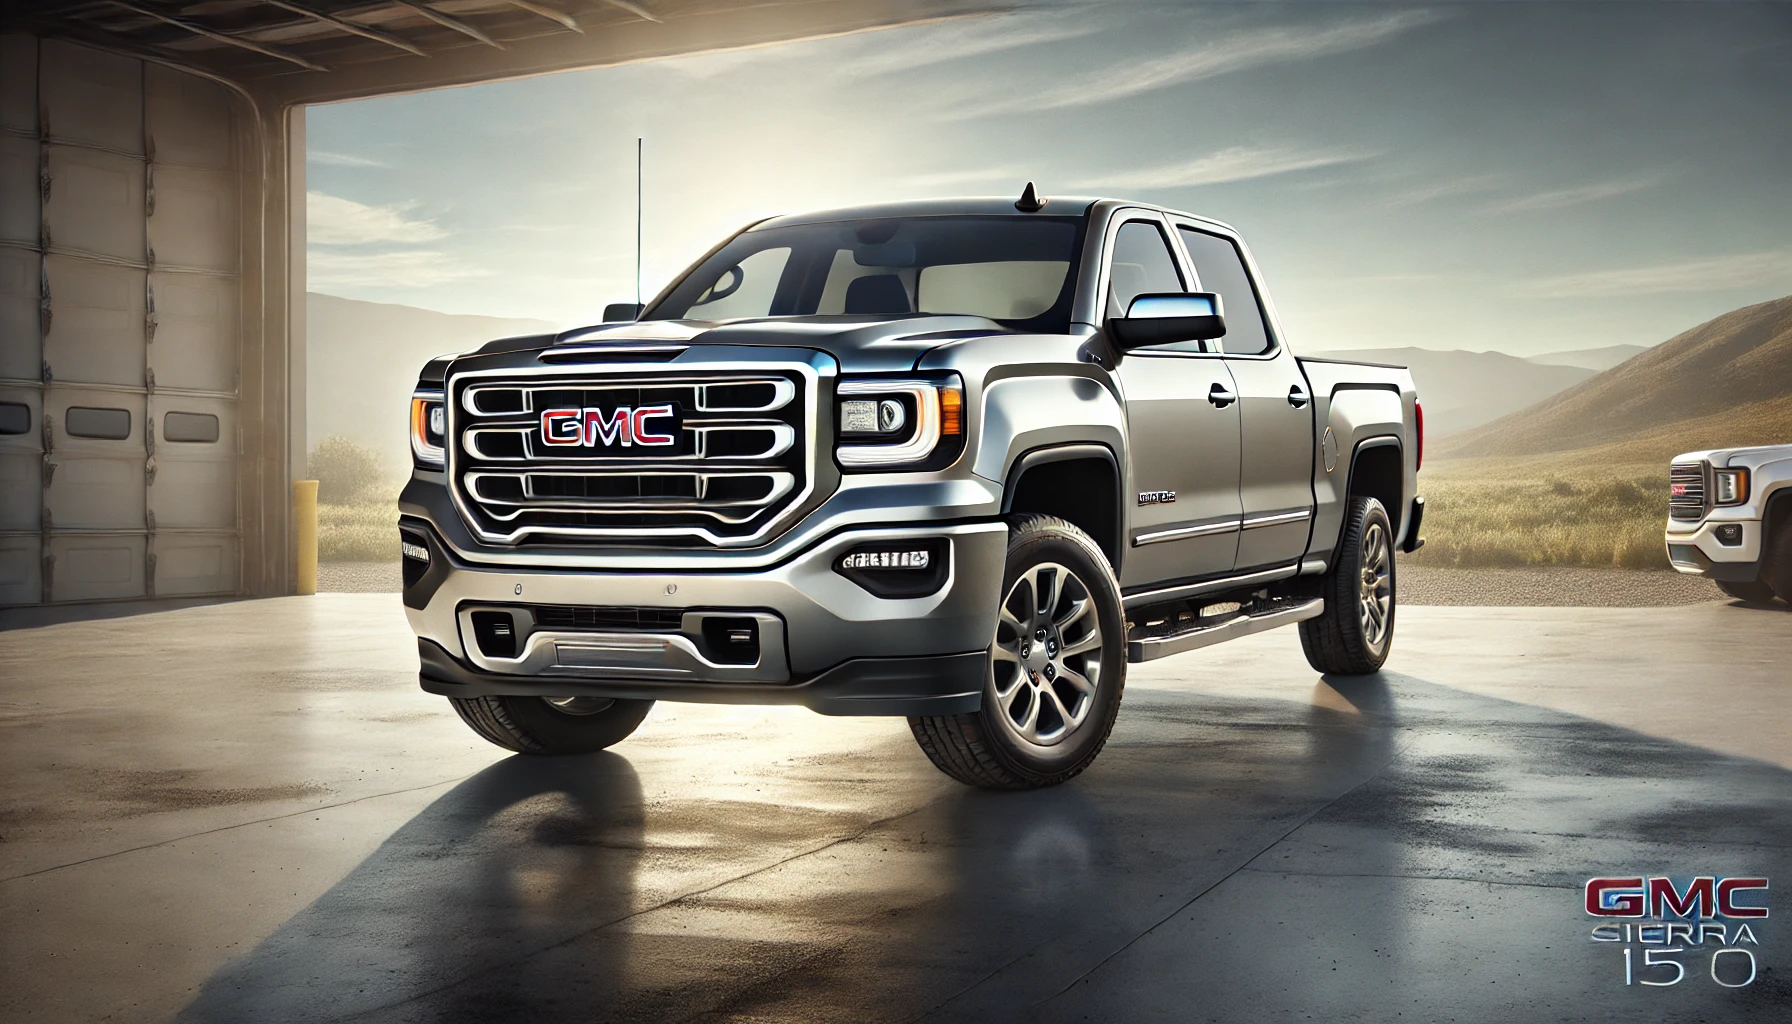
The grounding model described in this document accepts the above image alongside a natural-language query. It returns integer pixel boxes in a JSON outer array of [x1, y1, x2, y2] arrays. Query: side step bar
[[1126, 598, 1325, 663]]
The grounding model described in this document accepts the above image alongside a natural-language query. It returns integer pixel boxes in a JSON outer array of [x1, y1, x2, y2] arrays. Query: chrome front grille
[[1669, 462, 1707, 522], [449, 366, 815, 546]]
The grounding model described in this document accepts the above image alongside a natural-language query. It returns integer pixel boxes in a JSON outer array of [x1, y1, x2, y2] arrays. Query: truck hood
[[538, 314, 1015, 373], [1671, 443, 1792, 469]]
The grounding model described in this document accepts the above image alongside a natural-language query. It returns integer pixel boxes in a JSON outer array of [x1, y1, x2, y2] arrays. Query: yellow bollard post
[[294, 480, 319, 596]]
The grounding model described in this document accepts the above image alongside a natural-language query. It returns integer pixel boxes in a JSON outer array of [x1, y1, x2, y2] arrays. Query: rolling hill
[[307, 293, 556, 473], [1436, 294, 1792, 465], [1319, 347, 1595, 438]]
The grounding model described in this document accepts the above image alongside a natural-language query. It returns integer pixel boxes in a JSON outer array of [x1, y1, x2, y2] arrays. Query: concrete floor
[[1, 595, 1788, 1022]]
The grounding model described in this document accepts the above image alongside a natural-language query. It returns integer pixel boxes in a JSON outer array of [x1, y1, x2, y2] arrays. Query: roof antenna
[[635, 136, 643, 307], [1014, 181, 1045, 212]]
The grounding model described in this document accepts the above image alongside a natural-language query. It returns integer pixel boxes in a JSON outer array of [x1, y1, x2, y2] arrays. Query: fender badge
[[1138, 490, 1176, 505]]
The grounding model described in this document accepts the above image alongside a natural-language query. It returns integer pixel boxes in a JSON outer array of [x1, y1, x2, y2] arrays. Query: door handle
[[1288, 385, 1310, 408], [1207, 382, 1236, 408]]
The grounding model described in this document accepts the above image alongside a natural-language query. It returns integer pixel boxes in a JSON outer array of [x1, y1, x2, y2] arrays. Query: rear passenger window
[[163, 411, 220, 443], [1178, 227, 1275, 356], [65, 406, 131, 440], [0, 401, 28, 435]]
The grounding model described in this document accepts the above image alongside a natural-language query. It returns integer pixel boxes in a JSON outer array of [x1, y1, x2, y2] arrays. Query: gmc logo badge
[[540, 405, 677, 447], [1585, 876, 1769, 919]]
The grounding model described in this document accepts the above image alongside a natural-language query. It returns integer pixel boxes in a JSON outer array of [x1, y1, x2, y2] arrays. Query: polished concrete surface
[[2, 595, 1787, 1022]]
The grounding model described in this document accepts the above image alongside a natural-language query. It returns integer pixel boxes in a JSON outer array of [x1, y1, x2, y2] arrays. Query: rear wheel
[[908, 514, 1126, 790], [1300, 496, 1396, 675], [450, 694, 654, 754], [1715, 578, 1779, 604]]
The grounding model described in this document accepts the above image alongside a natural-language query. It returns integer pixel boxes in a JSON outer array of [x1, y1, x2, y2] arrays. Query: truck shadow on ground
[[179, 672, 1791, 1023]]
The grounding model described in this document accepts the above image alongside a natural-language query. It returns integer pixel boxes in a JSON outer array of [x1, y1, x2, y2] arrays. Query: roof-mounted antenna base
[[1015, 181, 1046, 212]]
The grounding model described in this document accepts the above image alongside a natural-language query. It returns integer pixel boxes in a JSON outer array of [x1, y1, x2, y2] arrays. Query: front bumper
[[1665, 515, 1762, 581], [403, 518, 1007, 716]]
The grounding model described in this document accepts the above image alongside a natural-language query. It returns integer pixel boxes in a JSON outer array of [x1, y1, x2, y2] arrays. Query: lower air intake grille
[[531, 605, 684, 632]]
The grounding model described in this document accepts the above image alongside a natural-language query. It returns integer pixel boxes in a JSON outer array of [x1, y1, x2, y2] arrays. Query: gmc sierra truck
[[399, 189, 1424, 789], [1666, 444, 1792, 604]]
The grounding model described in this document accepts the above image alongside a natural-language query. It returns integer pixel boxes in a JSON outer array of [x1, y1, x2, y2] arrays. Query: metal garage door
[[0, 38, 240, 605]]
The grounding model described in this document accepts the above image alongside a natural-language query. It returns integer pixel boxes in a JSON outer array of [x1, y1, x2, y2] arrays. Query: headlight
[[836, 375, 964, 469], [1713, 468, 1749, 506], [411, 388, 445, 467]]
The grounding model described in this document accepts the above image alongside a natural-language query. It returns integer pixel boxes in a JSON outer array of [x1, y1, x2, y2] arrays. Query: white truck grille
[[448, 368, 814, 546], [1668, 462, 1706, 522]]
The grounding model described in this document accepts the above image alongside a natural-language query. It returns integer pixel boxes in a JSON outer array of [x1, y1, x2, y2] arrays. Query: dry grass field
[[1407, 458, 1668, 569], [319, 499, 400, 562]]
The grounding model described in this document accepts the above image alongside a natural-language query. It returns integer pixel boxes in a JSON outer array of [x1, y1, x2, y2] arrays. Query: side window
[[1106, 221, 1184, 319], [687, 246, 791, 321], [1178, 228, 1274, 356]]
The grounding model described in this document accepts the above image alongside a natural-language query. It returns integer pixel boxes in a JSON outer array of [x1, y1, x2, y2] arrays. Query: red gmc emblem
[[1671, 484, 1689, 497], [540, 404, 677, 447]]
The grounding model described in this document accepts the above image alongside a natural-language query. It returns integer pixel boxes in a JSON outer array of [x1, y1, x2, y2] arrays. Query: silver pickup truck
[[399, 189, 1424, 789]]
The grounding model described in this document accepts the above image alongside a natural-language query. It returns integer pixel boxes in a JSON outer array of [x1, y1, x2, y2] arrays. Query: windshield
[[646, 215, 1085, 333]]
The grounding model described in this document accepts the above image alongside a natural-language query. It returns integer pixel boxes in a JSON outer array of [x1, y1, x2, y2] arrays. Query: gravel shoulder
[[319, 561, 1732, 607]]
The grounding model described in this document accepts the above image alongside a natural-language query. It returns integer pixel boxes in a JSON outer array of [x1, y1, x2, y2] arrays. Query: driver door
[[1106, 214, 1244, 592]]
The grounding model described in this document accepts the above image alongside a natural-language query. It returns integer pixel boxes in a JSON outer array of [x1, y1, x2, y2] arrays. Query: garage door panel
[[45, 388, 145, 530], [44, 255, 145, 387], [49, 533, 145, 602], [0, 246, 40, 381], [146, 65, 233, 171], [0, 133, 39, 246], [150, 273, 236, 392], [0, 35, 35, 134], [0, 383, 42, 531], [154, 532, 236, 596], [151, 395, 236, 529], [41, 40, 143, 156], [46, 146, 145, 261], [148, 165, 237, 271], [0, 535, 42, 606]]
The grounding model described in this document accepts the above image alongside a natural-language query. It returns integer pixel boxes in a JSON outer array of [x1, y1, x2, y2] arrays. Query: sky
[[305, 0, 1792, 357]]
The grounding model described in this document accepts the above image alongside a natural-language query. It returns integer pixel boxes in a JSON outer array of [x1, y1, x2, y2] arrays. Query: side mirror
[[1108, 292, 1226, 350], [603, 302, 644, 323]]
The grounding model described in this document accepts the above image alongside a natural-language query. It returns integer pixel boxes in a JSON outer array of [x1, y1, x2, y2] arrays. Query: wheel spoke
[[1060, 630, 1103, 657], [992, 642, 1023, 665], [1055, 662, 1096, 696], [1039, 684, 1077, 733], [1034, 566, 1059, 626]]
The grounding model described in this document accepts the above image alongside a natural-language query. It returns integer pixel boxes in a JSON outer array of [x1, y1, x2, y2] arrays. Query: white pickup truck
[[1665, 444, 1792, 603]]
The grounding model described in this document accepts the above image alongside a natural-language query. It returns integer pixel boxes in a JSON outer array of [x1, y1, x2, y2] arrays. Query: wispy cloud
[[1513, 251, 1792, 298], [307, 249, 489, 290], [949, 10, 1440, 119], [1376, 173, 1507, 209], [1492, 177, 1659, 213], [307, 150, 387, 168], [659, 11, 1101, 80], [1086, 144, 1377, 190], [307, 191, 446, 246]]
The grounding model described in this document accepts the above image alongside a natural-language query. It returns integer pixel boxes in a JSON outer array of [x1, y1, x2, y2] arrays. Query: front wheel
[[1299, 496, 1396, 675], [450, 694, 654, 755], [1715, 577, 1779, 604], [908, 514, 1127, 790]]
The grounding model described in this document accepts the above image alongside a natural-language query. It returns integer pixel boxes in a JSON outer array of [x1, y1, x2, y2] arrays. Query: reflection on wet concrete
[[4, 598, 1788, 1023]]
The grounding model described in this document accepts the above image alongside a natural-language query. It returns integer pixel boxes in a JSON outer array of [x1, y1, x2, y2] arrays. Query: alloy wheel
[[1357, 521, 1392, 647], [990, 562, 1105, 747]]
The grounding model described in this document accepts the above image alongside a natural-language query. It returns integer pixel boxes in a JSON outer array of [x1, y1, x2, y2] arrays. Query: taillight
[[1414, 400, 1424, 471]]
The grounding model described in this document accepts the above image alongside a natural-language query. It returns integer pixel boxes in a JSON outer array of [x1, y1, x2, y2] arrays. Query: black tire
[[450, 694, 654, 755], [1715, 578, 1779, 604], [1763, 519, 1792, 604], [908, 514, 1126, 790], [1300, 496, 1396, 675]]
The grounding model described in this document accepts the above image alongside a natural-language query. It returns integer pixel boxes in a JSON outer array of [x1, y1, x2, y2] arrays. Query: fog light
[[1714, 523, 1743, 546], [401, 540, 430, 563], [834, 539, 949, 598]]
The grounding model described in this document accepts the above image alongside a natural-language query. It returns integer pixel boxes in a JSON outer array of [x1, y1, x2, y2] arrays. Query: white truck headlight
[[835, 376, 963, 469], [411, 389, 446, 467], [1713, 468, 1749, 506]]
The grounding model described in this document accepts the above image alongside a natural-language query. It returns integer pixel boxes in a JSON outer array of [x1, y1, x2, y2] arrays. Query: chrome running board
[[1126, 598, 1325, 664]]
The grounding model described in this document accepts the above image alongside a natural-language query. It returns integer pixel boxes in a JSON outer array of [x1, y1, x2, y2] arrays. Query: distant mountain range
[[1436, 294, 1792, 465], [1318, 347, 1597, 438], [307, 293, 555, 472], [1525, 344, 1648, 373]]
